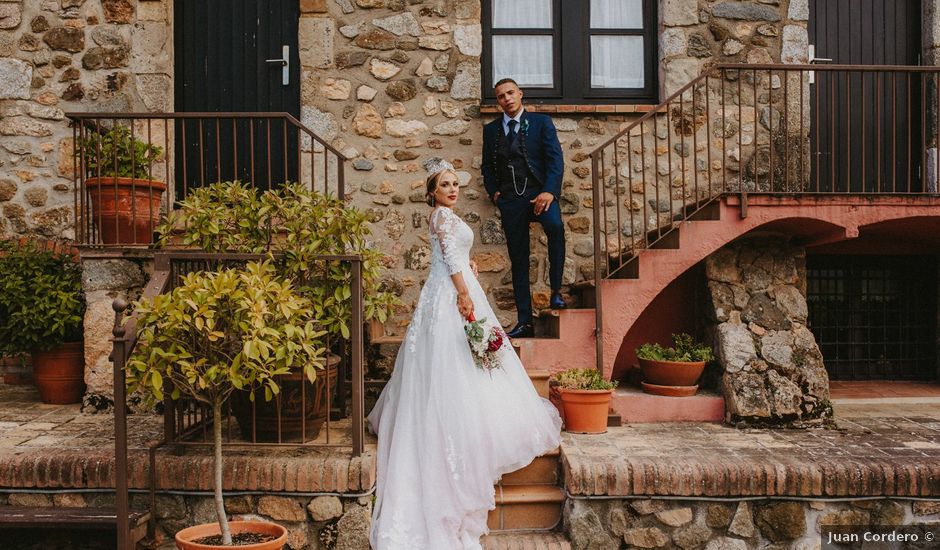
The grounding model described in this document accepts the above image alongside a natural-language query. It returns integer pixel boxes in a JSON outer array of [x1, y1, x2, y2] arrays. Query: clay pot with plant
[[79, 125, 165, 245], [127, 261, 327, 548], [636, 333, 715, 397], [0, 240, 86, 404], [156, 181, 400, 438], [551, 368, 618, 434]]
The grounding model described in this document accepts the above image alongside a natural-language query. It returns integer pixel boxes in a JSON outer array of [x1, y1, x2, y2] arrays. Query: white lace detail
[[377, 508, 427, 549], [429, 206, 470, 276]]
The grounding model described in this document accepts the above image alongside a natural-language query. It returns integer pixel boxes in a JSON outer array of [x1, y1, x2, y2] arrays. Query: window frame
[[481, 0, 659, 105]]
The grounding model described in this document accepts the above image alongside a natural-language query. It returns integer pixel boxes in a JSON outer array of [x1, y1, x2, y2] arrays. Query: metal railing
[[590, 64, 940, 372], [66, 112, 347, 246], [110, 251, 365, 548]]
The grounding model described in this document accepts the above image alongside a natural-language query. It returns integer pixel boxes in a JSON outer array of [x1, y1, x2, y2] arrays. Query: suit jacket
[[482, 111, 564, 200]]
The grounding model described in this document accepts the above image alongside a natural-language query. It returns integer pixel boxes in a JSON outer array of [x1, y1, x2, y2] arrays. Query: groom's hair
[[494, 78, 518, 90]]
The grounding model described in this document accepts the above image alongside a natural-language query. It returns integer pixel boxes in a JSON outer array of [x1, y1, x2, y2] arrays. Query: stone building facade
[[2, 0, 940, 399]]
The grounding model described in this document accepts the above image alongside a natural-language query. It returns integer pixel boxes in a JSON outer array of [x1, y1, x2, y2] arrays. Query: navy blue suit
[[482, 111, 566, 324]]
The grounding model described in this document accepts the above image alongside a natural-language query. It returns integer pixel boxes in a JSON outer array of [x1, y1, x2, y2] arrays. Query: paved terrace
[[0, 384, 938, 500]]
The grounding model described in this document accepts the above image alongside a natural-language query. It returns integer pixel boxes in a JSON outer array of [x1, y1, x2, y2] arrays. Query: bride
[[367, 159, 562, 549]]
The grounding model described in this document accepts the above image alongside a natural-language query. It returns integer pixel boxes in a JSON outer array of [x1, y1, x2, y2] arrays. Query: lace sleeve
[[429, 207, 464, 275]]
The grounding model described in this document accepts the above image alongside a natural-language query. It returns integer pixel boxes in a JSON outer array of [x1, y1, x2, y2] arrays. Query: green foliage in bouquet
[[551, 368, 618, 391], [636, 333, 714, 363], [78, 125, 163, 180], [156, 181, 399, 339], [0, 240, 85, 355]]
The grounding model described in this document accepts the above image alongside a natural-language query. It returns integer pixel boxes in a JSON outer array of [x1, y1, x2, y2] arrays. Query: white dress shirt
[[502, 108, 525, 136]]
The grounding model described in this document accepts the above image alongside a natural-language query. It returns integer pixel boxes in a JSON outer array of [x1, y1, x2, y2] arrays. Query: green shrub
[[78, 125, 162, 180], [0, 241, 85, 354], [157, 181, 399, 338], [552, 368, 618, 391], [636, 333, 714, 363]]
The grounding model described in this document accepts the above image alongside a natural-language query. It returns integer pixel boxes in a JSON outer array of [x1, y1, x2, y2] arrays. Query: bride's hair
[[425, 169, 456, 207]]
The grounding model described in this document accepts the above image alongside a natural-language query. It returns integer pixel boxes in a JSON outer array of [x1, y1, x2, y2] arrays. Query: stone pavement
[[562, 403, 940, 498], [0, 384, 376, 494]]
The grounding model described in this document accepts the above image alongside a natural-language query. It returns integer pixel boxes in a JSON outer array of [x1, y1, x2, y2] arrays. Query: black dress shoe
[[550, 292, 567, 310], [506, 321, 534, 338]]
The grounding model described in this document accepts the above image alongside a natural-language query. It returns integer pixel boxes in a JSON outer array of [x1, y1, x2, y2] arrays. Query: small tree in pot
[[126, 261, 327, 548], [0, 240, 86, 404]]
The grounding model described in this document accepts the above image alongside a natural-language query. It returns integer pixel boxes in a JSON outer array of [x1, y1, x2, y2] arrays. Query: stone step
[[500, 447, 559, 486], [487, 485, 565, 531], [482, 531, 572, 550], [611, 385, 725, 423]]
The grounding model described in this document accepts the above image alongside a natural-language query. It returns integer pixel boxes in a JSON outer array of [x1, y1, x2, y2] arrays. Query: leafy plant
[[78, 124, 163, 180], [0, 240, 85, 355], [551, 368, 618, 391], [126, 260, 327, 545], [156, 181, 399, 338], [636, 333, 714, 363]]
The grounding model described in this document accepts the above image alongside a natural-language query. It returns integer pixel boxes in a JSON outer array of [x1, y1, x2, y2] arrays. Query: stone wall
[[564, 497, 940, 550], [80, 255, 151, 409], [704, 237, 831, 426], [285, 0, 812, 332], [0, 0, 173, 240], [0, 490, 372, 550]]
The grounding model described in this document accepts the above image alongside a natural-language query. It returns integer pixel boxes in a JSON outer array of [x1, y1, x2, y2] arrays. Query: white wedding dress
[[367, 206, 562, 550]]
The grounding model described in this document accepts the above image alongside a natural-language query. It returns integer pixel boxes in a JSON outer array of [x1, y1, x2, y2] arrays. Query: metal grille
[[807, 256, 938, 380]]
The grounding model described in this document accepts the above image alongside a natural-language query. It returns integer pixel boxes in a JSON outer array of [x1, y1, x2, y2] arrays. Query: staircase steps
[[611, 384, 725, 423], [487, 485, 565, 531], [482, 531, 572, 550], [501, 448, 559, 486]]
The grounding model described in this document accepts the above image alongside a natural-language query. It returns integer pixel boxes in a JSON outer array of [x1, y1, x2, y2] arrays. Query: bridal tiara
[[423, 157, 455, 178]]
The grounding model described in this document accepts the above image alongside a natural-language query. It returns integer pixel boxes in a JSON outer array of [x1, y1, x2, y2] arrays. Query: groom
[[482, 78, 566, 339]]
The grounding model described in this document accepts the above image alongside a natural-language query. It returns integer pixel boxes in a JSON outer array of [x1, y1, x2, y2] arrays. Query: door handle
[[265, 45, 290, 86], [807, 45, 832, 85]]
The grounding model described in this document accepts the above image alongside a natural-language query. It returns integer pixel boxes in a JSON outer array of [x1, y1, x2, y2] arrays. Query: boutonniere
[[521, 119, 530, 133]]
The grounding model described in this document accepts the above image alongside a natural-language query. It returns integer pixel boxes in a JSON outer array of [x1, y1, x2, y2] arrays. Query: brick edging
[[562, 453, 940, 498], [0, 449, 377, 495]]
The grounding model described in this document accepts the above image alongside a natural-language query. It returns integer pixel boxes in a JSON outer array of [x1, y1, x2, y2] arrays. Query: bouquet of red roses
[[464, 312, 508, 373]]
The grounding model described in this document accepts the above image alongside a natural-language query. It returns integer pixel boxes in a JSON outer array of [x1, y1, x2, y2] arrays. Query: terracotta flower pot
[[559, 389, 613, 434], [175, 520, 287, 550], [31, 341, 85, 405], [231, 356, 339, 442], [638, 358, 706, 388], [86, 176, 166, 245]]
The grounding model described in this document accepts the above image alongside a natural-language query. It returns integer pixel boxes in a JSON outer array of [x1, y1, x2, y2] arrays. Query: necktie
[[507, 119, 518, 144]]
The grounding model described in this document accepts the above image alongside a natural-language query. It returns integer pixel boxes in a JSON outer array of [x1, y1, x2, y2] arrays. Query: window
[[482, 0, 658, 104]]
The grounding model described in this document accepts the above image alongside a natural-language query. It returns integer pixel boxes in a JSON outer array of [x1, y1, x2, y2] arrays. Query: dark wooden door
[[807, 256, 938, 380], [174, 0, 300, 195], [809, 0, 923, 192]]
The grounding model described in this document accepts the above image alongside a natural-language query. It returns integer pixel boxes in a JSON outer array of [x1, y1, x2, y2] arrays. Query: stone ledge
[[561, 424, 940, 498], [0, 447, 376, 494]]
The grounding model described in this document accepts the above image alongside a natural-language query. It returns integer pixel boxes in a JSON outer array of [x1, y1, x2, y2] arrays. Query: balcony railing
[[66, 112, 347, 246], [589, 63, 940, 371]]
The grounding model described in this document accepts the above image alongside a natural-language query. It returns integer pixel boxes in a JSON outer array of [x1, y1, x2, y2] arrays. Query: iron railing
[[66, 112, 347, 246], [590, 64, 940, 372], [110, 251, 365, 548]]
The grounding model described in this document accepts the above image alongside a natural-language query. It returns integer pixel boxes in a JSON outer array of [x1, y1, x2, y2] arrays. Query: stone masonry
[[704, 237, 831, 426]]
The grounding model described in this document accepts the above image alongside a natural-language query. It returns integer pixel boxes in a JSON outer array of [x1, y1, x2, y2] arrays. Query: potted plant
[[551, 368, 618, 434], [636, 333, 715, 397], [156, 181, 399, 440], [126, 260, 327, 548], [79, 124, 165, 245], [0, 240, 86, 404]]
